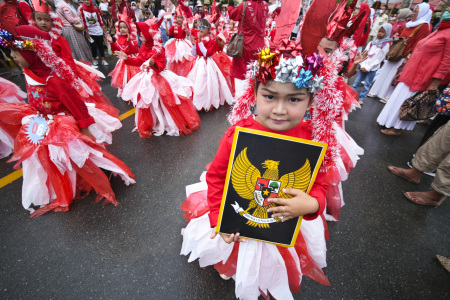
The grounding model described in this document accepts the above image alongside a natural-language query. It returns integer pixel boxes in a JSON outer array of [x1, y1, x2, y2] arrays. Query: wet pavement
[[0, 58, 449, 299]]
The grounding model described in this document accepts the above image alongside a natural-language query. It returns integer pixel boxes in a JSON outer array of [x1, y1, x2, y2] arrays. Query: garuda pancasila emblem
[[231, 147, 311, 228]]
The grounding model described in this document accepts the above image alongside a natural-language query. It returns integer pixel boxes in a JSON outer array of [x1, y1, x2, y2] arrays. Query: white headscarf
[[406, 3, 432, 28], [372, 23, 392, 47]]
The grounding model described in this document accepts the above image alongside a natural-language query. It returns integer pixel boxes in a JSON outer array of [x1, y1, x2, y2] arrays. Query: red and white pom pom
[[228, 78, 256, 125], [33, 38, 80, 91], [311, 51, 344, 175]]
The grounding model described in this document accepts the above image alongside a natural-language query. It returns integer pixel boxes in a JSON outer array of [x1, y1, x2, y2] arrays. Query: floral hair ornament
[[0, 28, 15, 48], [253, 48, 279, 84]]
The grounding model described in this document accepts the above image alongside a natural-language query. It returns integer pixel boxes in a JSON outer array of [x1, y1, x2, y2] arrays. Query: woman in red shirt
[[227, 0, 269, 80], [377, 6, 449, 136], [369, 3, 431, 103]]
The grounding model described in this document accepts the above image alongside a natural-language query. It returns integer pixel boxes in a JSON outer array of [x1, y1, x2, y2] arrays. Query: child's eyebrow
[[260, 87, 306, 96]]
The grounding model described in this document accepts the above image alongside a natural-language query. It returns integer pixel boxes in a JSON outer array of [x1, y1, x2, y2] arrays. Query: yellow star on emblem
[[263, 190, 269, 196]]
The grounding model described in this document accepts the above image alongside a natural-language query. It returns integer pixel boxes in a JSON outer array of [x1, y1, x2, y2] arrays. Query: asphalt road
[[0, 57, 449, 299]]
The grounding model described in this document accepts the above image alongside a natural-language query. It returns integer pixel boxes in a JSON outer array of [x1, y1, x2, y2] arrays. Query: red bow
[[278, 39, 302, 59]]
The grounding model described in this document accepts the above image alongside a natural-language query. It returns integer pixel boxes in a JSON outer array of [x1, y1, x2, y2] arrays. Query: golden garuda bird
[[231, 147, 311, 228]]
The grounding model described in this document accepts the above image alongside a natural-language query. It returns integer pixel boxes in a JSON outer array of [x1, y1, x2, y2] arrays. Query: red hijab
[[136, 21, 153, 46], [82, 0, 96, 13], [352, 3, 371, 47]]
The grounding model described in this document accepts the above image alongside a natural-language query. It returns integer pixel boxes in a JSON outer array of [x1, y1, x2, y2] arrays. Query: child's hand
[[354, 50, 368, 65], [267, 188, 319, 222], [106, 33, 112, 43], [148, 59, 155, 67], [190, 35, 196, 44], [360, 67, 368, 73], [115, 51, 127, 60], [210, 227, 246, 244]]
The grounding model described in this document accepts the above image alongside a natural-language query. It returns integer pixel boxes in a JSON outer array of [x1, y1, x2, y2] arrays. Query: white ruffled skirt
[[180, 173, 330, 299], [187, 55, 234, 111], [122, 67, 200, 138]]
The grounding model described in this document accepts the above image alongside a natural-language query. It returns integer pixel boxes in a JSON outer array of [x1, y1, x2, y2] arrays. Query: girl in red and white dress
[[180, 2, 364, 297], [31, 0, 120, 124], [107, 9, 140, 97], [119, 19, 201, 138], [0, 26, 135, 217], [187, 19, 234, 111], [164, 14, 194, 77]]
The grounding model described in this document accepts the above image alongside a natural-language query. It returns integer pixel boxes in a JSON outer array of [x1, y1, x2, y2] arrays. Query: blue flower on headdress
[[0, 29, 13, 48], [293, 69, 313, 90]]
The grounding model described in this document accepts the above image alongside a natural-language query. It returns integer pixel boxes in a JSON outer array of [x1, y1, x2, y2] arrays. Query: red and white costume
[[108, 11, 140, 97], [121, 20, 201, 138], [181, 1, 364, 298], [164, 23, 194, 77], [29, 0, 118, 119], [181, 118, 330, 299], [187, 33, 234, 111], [0, 26, 135, 217]]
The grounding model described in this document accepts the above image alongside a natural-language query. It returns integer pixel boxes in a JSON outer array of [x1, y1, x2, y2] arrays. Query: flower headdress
[[229, 0, 349, 175]]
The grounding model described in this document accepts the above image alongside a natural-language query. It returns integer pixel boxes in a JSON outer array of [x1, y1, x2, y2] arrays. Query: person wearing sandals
[[387, 120, 449, 207], [56, 0, 93, 63], [377, 4, 450, 136]]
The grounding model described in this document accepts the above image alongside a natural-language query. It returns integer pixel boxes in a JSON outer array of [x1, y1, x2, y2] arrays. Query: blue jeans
[[160, 27, 169, 46], [352, 70, 377, 102]]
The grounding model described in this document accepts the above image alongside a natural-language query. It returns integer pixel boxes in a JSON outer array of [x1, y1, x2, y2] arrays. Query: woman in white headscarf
[[55, 0, 93, 62], [368, 3, 431, 103]]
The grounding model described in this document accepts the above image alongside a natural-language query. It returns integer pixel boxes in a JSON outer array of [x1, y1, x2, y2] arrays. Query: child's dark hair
[[200, 19, 211, 28]]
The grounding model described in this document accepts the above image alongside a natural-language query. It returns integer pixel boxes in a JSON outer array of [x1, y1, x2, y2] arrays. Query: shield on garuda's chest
[[254, 178, 281, 207]]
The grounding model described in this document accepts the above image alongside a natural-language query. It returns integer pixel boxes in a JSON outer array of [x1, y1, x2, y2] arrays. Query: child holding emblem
[[180, 2, 364, 298]]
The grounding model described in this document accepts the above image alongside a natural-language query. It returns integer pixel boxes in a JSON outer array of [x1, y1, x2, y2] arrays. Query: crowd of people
[[0, 0, 448, 298]]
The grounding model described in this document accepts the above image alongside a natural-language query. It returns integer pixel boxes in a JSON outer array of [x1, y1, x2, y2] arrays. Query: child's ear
[[307, 93, 314, 109]]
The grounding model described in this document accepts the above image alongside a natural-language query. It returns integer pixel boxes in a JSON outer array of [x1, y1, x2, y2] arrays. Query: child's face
[[84, 0, 91, 6], [176, 15, 183, 26], [119, 22, 129, 35], [255, 81, 311, 131], [139, 32, 146, 42], [34, 11, 52, 32], [10, 49, 30, 69], [199, 25, 210, 37], [377, 27, 386, 39], [352, 5, 360, 17]]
